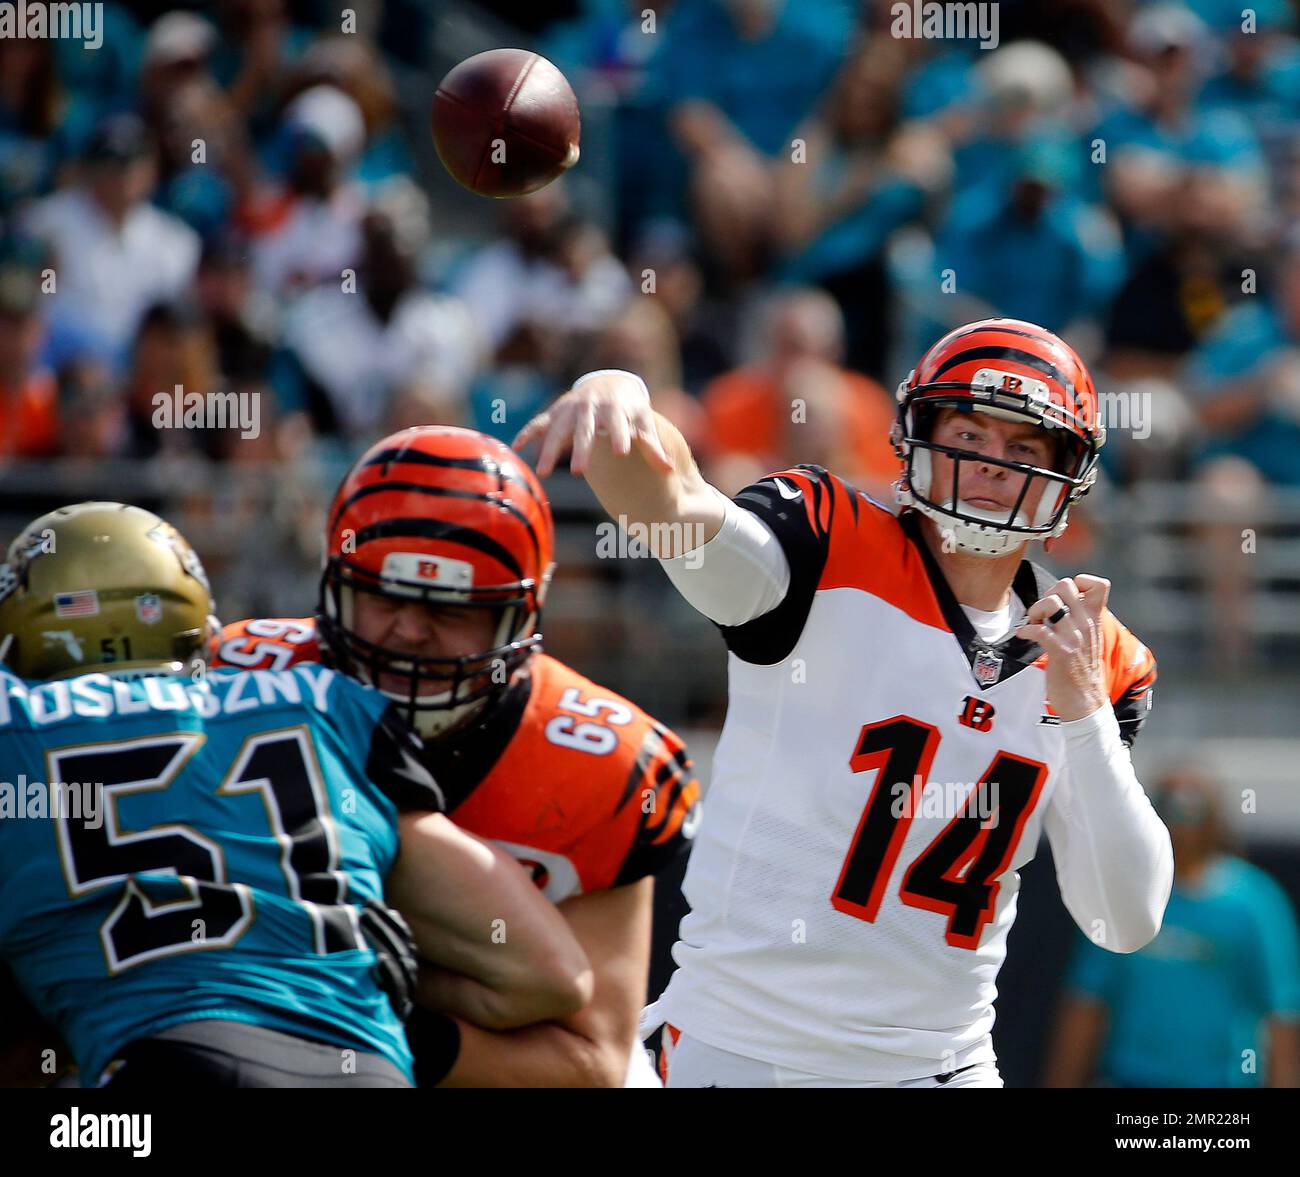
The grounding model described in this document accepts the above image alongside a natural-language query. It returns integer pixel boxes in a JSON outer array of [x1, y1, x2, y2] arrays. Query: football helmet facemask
[[892, 318, 1106, 556]]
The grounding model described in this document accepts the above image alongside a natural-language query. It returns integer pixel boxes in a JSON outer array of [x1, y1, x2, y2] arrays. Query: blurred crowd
[[4, 0, 1300, 503], [555, 0, 1300, 504], [1, 0, 1299, 670]]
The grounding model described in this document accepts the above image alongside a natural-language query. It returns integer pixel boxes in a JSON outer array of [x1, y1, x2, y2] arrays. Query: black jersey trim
[[715, 466, 837, 666], [365, 706, 448, 813], [1113, 676, 1155, 748], [899, 510, 1054, 690]]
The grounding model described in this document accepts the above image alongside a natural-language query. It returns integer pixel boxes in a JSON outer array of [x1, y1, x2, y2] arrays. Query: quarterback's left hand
[[1016, 575, 1110, 722]]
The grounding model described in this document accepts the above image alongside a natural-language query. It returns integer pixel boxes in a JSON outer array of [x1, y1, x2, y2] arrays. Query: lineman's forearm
[[416, 962, 584, 1032], [389, 815, 592, 1017], [435, 1016, 627, 1088]]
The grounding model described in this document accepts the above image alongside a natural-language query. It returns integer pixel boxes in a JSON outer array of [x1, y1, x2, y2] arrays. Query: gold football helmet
[[0, 501, 216, 681]]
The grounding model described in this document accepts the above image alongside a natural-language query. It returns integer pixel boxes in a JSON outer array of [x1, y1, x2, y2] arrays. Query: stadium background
[[1, 0, 1298, 1086]]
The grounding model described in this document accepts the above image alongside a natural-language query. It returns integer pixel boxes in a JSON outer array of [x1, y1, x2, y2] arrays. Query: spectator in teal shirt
[[919, 135, 1124, 344], [1095, 3, 1268, 178], [1195, 0, 1300, 132], [656, 0, 853, 286], [1180, 238, 1300, 487], [772, 37, 944, 380], [1045, 766, 1300, 1088]]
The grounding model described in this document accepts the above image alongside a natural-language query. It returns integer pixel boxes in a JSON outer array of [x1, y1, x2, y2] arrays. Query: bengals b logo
[[958, 695, 996, 732]]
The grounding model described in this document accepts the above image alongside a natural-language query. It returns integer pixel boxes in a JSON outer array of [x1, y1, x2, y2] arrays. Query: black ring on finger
[[1046, 606, 1069, 626]]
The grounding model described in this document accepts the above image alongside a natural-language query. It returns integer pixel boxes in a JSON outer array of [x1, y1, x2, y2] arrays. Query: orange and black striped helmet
[[891, 318, 1106, 555], [317, 426, 555, 734]]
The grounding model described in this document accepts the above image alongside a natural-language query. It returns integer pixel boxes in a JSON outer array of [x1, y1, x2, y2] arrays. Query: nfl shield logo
[[973, 648, 1002, 688], [135, 593, 163, 624]]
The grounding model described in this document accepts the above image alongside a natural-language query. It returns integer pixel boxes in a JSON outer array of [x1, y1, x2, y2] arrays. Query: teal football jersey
[[0, 663, 444, 1085]]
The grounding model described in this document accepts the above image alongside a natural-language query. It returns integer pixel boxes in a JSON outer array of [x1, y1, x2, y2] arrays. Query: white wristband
[[572, 369, 651, 404]]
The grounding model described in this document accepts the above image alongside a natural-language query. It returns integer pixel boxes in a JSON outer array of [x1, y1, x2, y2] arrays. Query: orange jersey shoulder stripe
[[768, 465, 947, 629], [1101, 609, 1157, 702]]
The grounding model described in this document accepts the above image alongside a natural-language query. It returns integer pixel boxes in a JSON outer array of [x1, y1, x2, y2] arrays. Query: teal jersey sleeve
[[0, 664, 443, 1085]]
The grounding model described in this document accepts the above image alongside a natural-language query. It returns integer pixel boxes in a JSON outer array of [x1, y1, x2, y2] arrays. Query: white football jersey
[[651, 466, 1157, 1082]]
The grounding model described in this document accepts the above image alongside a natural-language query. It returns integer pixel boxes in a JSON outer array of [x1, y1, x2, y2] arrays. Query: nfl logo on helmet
[[135, 593, 163, 625]]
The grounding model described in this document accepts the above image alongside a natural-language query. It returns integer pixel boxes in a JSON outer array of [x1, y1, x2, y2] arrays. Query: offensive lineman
[[208, 426, 701, 1086]]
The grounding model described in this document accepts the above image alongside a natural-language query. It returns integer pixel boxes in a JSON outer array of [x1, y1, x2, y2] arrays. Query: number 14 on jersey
[[832, 716, 1046, 950]]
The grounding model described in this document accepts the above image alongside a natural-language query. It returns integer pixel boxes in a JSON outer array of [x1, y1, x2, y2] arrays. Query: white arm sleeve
[[655, 495, 792, 626], [1043, 705, 1174, 954]]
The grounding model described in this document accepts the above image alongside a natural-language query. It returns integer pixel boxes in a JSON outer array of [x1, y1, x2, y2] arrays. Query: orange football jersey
[[209, 618, 700, 898]]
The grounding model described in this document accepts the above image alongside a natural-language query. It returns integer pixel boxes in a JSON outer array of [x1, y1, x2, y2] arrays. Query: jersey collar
[[900, 510, 1055, 691]]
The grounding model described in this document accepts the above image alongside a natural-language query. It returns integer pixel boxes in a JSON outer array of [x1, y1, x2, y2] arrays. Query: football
[[431, 48, 581, 198]]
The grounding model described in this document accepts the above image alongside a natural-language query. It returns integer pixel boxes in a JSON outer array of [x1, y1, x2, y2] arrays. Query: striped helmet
[[317, 426, 555, 735], [891, 318, 1106, 555]]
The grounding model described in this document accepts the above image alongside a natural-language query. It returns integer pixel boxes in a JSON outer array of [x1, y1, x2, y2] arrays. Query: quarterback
[[515, 319, 1174, 1088]]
